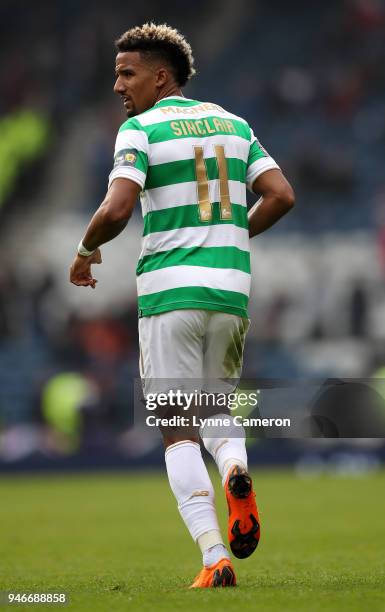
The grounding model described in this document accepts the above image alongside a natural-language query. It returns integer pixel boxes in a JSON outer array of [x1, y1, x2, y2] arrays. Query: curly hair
[[115, 22, 196, 87]]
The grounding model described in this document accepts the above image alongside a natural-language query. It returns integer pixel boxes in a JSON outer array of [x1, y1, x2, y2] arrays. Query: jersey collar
[[154, 95, 193, 105]]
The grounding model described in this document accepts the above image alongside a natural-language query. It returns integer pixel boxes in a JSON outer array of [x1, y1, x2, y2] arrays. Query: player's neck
[[155, 87, 184, 104]]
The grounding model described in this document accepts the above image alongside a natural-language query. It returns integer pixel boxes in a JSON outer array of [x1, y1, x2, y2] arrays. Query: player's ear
[[155, 67, 168, 88]]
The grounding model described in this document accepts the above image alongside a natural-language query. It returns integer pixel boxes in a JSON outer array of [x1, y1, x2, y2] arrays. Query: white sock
[[200, 413, 248, 485], [203, 543, 230, 567], [165, 441, 222, 542]]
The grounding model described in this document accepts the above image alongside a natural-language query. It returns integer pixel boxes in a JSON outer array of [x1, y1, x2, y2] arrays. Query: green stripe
[[137, 246, 250, 276], [248, 140, 267, 165], [134, 150, 148, 173], [118, 117, 143, 133], [145, 157, 246, 190], [140, 117, 250, 144], [143, 202, 248, 235], [119, 114, 250, 144], [138, 286, 248, 318]]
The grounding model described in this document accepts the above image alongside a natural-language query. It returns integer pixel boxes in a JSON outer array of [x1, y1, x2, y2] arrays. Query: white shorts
[[138, 309, 249, 396]]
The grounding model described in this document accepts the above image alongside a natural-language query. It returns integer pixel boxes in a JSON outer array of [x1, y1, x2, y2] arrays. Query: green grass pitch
[[1, 469, 385, 611]]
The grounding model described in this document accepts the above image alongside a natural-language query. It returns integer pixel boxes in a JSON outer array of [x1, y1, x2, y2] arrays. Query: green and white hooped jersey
[[108, 96, 279, 318]]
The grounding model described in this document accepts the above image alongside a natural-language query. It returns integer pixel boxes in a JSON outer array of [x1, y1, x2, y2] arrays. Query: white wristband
[[77, 240, 96, 257]]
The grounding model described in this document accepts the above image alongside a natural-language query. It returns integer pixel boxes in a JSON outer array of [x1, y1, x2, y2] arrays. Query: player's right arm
[[69, 118, 148, 289], [83, 116, 148, 251], [80, 178, 141, 252], [69, 178, 141, 288], [245, 129, 295, 238]]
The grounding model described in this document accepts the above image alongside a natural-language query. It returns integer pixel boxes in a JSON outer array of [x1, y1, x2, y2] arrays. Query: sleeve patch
[[254, 137, 268, 157], [113, 148, 139, 168]]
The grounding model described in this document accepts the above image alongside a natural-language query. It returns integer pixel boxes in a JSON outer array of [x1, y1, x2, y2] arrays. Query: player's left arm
[[69, 178, 141, 288], [245, 127, 295, 238], [248, 169, 295, 238]]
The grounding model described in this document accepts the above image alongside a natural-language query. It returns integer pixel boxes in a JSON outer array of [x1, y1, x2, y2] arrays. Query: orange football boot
[[225, 465, 260, 559], [189, 558, 236, 588]]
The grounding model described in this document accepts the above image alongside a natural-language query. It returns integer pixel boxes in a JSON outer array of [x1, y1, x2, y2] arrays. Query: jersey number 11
[[193, 145, 232, 222]]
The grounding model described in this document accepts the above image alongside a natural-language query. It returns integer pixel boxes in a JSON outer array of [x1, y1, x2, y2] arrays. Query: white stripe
[[246, 158, 280, 191], [149, 133, 250, 164], [114, 129, 148, 154], [137, 266, 251, 296], [137, 104, 249, 127], [144, 179, 246, 214], [108, 167, 146, 189], [140, 224, 250, 258]]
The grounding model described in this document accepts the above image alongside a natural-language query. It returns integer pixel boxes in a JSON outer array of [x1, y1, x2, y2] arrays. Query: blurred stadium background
[[1, 0, 385, 471]]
